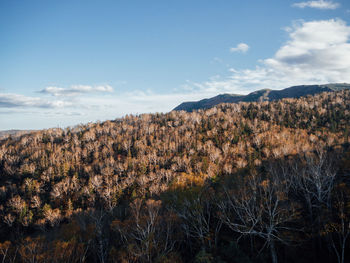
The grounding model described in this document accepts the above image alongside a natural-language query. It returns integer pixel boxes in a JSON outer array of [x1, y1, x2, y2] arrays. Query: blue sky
[[1, 0, 350, 130]]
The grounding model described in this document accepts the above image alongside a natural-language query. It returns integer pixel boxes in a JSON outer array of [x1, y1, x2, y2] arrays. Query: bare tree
[[113, 199, 177, 263], [325, 183, 350, 263], [289, 148, 338, 260], [173, 187, 221, 252], [88, 209, 109, 263], [219, 168, 299, 263]]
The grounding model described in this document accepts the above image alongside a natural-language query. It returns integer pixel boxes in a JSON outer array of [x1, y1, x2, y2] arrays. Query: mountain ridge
[[0, 129, 35, 140], [173, 83, 350, 112]]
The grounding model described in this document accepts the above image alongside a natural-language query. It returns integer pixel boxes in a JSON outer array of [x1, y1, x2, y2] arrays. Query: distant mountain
[[0, 129, 35, 140], [173, 83, 350, 112]]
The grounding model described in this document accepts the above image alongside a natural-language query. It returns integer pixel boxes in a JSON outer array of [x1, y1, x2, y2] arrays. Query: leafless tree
[[88, 209, 109, 263], [174, 188, 221, 251], [113, 199, 176, 263], [325, 183, 350, 263], [289, 147, 338, 260], [218, 168, 298, 263]]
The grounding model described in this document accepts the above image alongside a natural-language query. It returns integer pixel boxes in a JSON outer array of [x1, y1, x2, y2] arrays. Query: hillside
[[173, 83, 350, 111], [0, 90, 350, 263]]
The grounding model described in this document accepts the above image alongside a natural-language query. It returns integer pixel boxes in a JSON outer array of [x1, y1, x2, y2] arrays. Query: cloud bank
[[292, 0, 340, 10], [40, 85, 113, 97], [193, 19, 350, 94], [0, 93, 71, 108]]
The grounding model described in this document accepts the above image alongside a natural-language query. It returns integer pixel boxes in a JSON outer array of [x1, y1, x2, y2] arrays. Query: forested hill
[[0, 90, 350, 263], [173, 83, 350, 112]]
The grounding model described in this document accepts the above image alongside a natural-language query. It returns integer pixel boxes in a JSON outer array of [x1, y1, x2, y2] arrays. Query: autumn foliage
[[0, 90, 350, 262]]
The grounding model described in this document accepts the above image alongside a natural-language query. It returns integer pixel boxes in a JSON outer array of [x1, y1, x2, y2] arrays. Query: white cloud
[[230, 43, 250, 53], [265, 19, 350, 81], [40, 84, 113, 97], [0, 93, 72, 108], [292, 0, 340, 10], [188, 19, 350, 94]]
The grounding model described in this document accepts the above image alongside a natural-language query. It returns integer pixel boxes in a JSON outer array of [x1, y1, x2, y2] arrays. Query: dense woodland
[[0, 90, 350, 263]]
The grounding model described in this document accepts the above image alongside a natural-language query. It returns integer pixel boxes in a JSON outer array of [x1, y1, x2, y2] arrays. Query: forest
[[0, 90, 349, 263]]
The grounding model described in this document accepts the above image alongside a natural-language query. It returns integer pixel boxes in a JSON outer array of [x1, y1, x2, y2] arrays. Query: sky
[[1, 0, 350, 130]]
